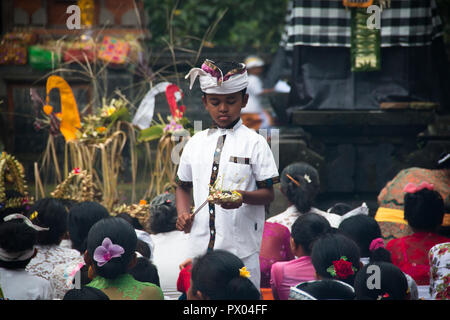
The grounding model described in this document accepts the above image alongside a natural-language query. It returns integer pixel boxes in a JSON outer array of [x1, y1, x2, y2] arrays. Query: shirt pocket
[[222, 156, 252, 190]]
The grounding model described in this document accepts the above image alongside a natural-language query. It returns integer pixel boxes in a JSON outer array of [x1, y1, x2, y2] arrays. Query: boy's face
[[202, 91, 249, 129]]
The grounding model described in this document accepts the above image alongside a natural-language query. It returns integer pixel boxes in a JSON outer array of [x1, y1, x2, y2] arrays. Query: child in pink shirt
[[270, 213, 331, 300]]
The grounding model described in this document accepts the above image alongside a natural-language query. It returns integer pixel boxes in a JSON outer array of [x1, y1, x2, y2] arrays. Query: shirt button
[[213, 166, 217, 171]]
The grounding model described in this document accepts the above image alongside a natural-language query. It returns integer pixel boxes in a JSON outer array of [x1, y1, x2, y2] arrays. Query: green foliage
[[143, 0, 289, 52]]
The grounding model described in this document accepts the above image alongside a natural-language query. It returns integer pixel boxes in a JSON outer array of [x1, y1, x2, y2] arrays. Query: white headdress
[[185, 59, 248, 94]]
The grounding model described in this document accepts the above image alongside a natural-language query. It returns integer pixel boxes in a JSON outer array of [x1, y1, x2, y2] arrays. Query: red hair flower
[[326, 256, 357, 279]]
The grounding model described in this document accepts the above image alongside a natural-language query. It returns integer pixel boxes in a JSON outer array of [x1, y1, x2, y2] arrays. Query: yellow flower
[[43, 105, 53, 115], [239, 266, 251, 278], [174, 9, 181, 16]]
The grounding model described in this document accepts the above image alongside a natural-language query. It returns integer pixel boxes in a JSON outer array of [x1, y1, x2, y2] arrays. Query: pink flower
[[93, 237, 125, 267]]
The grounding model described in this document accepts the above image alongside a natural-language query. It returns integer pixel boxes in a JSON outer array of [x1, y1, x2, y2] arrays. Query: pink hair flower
[[403, 181, 434, 194], [369, 237, 385, 252], [93, 237, 124, 267]]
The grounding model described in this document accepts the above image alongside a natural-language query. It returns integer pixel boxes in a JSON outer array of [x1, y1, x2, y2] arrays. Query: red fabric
[[176, 264, 192, 293], [386, 232, 450, 285], [259, 222, 295, 288]]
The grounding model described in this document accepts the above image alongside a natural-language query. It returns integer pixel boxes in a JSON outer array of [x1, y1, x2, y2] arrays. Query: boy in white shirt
[[176, 59, 280, 290]]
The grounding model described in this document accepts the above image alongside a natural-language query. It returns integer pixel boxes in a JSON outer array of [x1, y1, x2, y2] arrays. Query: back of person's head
[[129, 257, 160, 286], [63, 286, 110, 300], [116, 212, 144, 230], [291, 279, 356, 300], [190, 250, 260, 300], [136, 239, 151, 259], [404, 188, 444, 231], [86, 217, 137, 279], [26, 198, 68, 245], [68, 201, 110, 253], [354, 262, 408, 300], [338, 215, 387, 259], [149, 193, 177, 234], [280, 162, 320, 213], [327, 203, 353, 216], [0, 217, 37, 269], [311, 233, 361, 286], [291, 213, 331, 255]]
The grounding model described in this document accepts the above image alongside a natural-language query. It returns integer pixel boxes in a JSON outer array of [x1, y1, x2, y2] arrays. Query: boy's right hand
[[176, 211, 194, 233]]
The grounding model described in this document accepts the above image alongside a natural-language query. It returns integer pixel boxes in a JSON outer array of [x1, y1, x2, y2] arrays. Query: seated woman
[[267, 162, 341, 229], [84, 217, 164, 300], [270, 213, 331, 300], [259, 221, 294, 299], [386, 182, 450, 286], [375, 153, 450, 242]]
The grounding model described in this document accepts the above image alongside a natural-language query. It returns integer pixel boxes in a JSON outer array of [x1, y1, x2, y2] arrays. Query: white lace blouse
[[25, 244, 84, 299]]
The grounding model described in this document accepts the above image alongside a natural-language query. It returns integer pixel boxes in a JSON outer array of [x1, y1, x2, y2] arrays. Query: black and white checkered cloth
[[282, 0, 444, 49]]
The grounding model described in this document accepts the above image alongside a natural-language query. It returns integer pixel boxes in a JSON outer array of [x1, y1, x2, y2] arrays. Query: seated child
[[0, 214, 53, 299], [270, 213, 331, 300], [187, 249, 261, 300], [354, 261, 409, 300], [311, 233, 361, 287]]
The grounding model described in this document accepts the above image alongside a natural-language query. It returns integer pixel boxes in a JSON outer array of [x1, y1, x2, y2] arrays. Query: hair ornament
[[369, 237, 385, 252], [377, 292, 390, 300], [239, 266, 251, 278], [3, 213, 49, 231], [30, 210, 38, 221], [93, 237, 125, 267], [304, 174, 312, 184], [285, 174, 300, 187], [403, 181, 434, 194], [326, 256, 357, 279]]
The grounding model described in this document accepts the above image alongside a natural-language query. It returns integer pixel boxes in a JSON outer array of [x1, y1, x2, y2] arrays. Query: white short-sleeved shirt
[[242, 74, 264, 114], [176, 119, 279, 259], [0, 267, 53, 300]]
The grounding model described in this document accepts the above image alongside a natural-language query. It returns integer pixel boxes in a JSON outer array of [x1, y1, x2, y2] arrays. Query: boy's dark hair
[[129, 257, 160, 286], [311, 233, 361, 286], [404, 188, 444, 231], [26, 198, 68, 245], [87, 217, 137, 279], [291, 213, 331, 255], [354, 262, 408, 300], [63, 286, 110, 300], [0, 219, 37, 269], [67, 201, 110, 253], [280, 162, 320, 213], [338, 215, 390, 262], [294, 279, 356, 300], [191, 249, 260, 300]]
